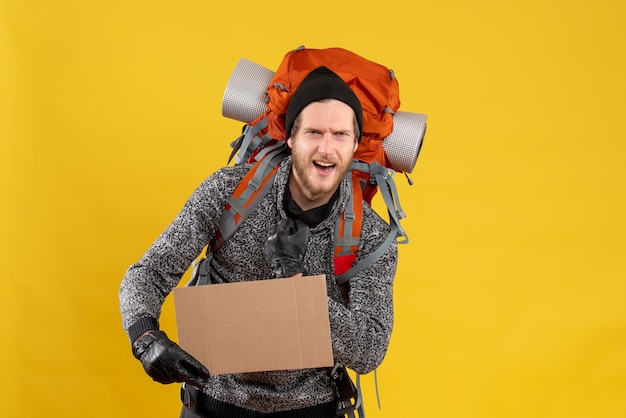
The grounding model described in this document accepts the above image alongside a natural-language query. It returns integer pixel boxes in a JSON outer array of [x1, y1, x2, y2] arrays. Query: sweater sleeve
[[118, 169, 239, 342], [327, 205, 398, 374]]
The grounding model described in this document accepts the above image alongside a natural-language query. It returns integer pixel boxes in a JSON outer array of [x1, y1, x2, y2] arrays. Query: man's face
[[287, 99, 359, 210]]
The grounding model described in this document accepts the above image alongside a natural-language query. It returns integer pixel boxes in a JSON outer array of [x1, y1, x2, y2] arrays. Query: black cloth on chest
[[283, 185, 340, 228]]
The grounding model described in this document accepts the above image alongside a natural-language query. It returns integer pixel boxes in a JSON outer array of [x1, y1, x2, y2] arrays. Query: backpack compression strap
[[228, 116, 274, 165]]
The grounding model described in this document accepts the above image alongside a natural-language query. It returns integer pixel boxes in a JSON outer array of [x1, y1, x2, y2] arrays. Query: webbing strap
[[186, 253, 213, 286], [335, 222, 399, 286], [351, 161, 407, 240], [230, 118, 271, 165], [374, 369, 381, 410], [333, 362, 364, 418], [355, 374, 366, 418], [339, 371, 382, 418], [351, 371, 382, 417], [370, 163, 408, 243], [253, 140, 288, 161], [339, 180, 356, 257], [334, 170, 363, 258], [210, 145, 288, 252], [335, 236, 361, 249]]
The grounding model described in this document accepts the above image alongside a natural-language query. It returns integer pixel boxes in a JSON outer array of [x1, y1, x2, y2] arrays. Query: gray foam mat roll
[[221, 58, 427, 173], [221, 58, 274, 123], [383, 111, 427, 173]]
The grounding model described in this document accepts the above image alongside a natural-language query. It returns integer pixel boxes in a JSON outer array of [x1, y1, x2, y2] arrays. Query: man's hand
[[263, 218, 309, 278], [132, 330, 210, 389]]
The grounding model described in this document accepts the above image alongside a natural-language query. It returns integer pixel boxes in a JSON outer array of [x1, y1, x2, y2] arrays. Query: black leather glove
[[132, 330, 210, 389], [263, 218, 310, 278]]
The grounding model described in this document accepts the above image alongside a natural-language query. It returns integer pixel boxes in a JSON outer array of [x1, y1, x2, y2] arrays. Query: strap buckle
[[330, 361, 362, 417], [180, 383, 197, 409]]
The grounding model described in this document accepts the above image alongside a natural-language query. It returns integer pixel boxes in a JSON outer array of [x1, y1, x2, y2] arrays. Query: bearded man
[[119, 66, 398, 418]]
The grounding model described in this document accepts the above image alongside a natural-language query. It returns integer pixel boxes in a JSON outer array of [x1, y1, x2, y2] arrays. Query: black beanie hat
[[284, 66, 363, 141]]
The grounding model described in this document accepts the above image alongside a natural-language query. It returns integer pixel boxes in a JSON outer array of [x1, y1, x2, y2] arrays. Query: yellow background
[[2, 0, 625, 417]]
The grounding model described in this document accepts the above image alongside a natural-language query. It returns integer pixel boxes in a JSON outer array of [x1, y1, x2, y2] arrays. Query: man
[[119, 66, 398, 417]]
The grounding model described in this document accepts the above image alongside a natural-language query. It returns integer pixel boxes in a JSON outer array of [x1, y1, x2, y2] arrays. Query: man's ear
[[287, 137, 294, 149]]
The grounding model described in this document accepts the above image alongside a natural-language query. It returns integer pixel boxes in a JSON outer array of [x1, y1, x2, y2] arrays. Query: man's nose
[[318, 134, 334, 156]]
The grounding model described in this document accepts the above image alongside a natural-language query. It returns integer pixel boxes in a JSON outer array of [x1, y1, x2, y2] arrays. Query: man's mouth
[[313, 160, 335, 173]]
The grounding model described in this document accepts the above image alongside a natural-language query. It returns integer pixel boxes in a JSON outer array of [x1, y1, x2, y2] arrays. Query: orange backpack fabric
[[245, 46, 403, 202], [219, 46, 409, 282]]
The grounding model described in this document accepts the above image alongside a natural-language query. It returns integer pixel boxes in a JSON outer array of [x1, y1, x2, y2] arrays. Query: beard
[[289, 151, 352, 205]]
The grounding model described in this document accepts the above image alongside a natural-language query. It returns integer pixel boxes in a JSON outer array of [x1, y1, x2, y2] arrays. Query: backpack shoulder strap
[[333, 171, 363, 278], [334, 161, 408, 285], [187, 144, 288, 287], [211, 143, 289, 253]]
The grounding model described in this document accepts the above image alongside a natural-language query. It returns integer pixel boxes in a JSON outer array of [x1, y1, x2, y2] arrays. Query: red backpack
[[196, 46, 427, 286], [190, 46, 428, 417], [249, 47, 400, 174]]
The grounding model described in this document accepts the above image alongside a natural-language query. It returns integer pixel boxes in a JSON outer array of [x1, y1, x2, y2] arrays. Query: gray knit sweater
[[119, 157, 398, 413]]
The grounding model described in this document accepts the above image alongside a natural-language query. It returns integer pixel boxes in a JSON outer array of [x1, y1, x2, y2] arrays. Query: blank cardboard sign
[[173, 275, 333, 375]]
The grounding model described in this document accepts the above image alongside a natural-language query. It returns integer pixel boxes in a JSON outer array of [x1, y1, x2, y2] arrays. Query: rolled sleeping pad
[[221, 58, 427, 173]]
